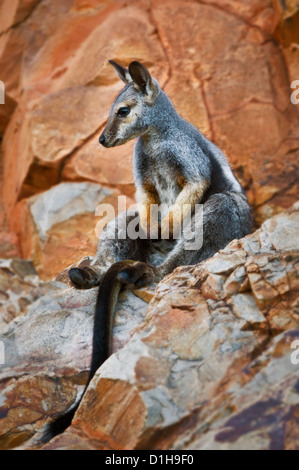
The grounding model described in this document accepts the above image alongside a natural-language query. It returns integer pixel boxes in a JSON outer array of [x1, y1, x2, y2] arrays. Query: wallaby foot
[[116, 261, 159, 288], [69, 266, 102, 289]]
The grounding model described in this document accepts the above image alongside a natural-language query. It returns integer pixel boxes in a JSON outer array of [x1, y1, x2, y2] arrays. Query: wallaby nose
[[99, 134, 106, 146]]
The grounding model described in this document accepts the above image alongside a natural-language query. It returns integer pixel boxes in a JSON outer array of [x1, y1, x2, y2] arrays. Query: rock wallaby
[[46, 60, 253, 439]]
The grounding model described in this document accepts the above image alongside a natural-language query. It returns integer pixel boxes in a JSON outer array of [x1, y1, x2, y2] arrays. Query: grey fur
[[72, 61, 253, 288]]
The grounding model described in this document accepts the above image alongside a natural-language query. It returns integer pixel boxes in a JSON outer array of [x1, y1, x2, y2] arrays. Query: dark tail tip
[[39, 405, 79, 445], [49, 407, 76, 436]]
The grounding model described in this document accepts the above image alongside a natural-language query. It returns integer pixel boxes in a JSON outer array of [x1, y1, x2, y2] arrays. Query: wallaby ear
[[109, 60, 131, 84], [128, 61, 160, 104]]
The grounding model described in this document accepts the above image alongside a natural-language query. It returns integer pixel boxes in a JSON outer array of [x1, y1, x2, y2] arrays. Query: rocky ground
[[0, 203, 298, 450]]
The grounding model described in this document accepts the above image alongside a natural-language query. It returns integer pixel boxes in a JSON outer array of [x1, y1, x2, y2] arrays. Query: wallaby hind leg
[[156, 192, 253, 279], [69, 209, 152, 289]]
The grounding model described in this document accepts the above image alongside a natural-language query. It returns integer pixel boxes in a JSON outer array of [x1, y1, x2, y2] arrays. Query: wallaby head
[[99, 61, 160, 148]]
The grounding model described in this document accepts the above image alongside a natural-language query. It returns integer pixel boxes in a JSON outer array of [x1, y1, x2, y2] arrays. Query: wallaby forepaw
[[69, 267, 99, 289]]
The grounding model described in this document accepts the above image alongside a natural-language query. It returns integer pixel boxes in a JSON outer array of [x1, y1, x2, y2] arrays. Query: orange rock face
[[1, 1, 299, 452], [0, 0, 299, 275]]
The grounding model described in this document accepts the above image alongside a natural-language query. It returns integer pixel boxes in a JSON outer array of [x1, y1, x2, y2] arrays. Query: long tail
[[43, 260, 153, 442]]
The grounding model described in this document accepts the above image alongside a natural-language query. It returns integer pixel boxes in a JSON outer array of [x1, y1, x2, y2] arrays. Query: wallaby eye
[[117, 106, 130, 117]]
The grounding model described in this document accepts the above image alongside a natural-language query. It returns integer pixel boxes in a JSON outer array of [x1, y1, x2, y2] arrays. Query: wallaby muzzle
[[99, 130, 116, 148], [99, 133, 106, 146]]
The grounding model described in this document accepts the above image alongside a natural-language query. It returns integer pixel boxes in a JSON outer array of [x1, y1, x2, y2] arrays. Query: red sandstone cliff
[[0, 0, 299, 277], [0, 0, 298, 450]]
